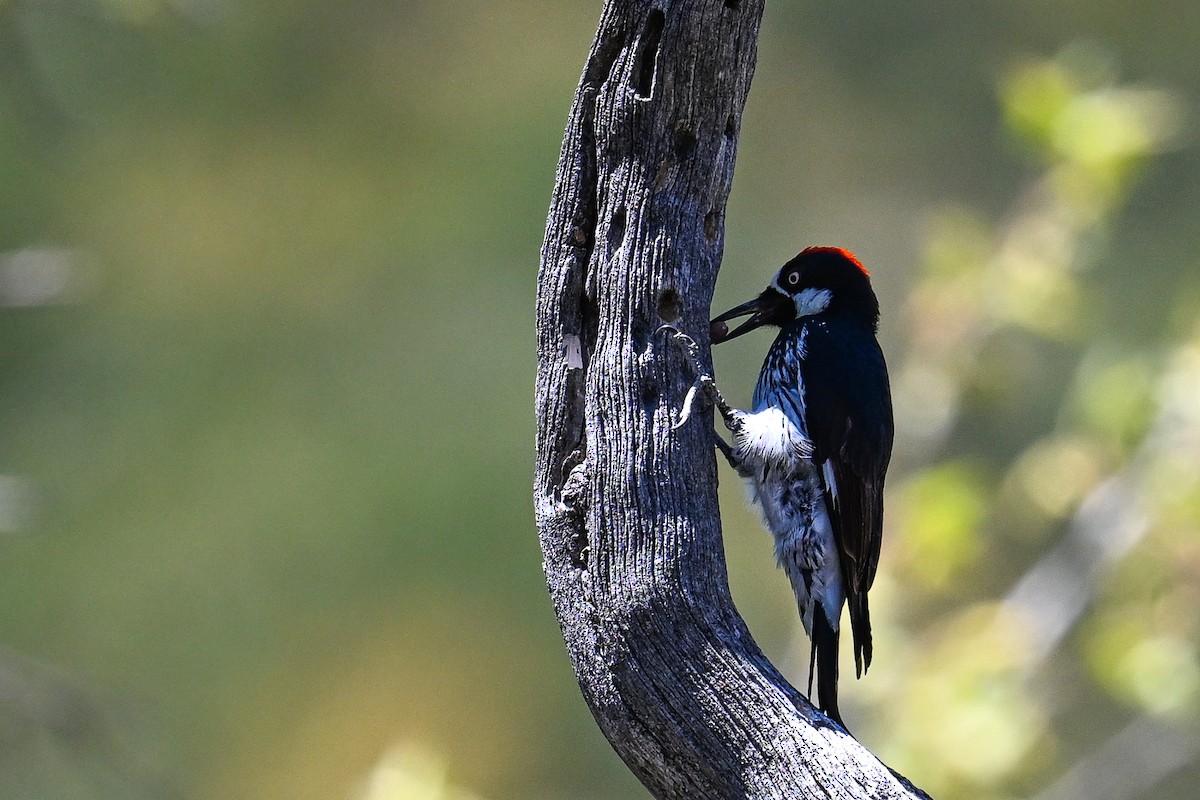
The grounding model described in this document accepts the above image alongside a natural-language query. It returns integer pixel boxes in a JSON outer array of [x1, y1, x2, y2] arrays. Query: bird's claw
[[658, 325, 712, 428], [656, 324, 708, 378], [657, 325, 745, 470], [673, 382, 703, 430], [656, 324, 736, 429]]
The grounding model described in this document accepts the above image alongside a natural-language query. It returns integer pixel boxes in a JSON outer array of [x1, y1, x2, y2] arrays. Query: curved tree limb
[[534, 2, 931, 797]]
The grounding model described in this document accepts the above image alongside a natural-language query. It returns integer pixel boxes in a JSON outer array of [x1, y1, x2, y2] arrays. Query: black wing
[[801, 316, 893, 677]]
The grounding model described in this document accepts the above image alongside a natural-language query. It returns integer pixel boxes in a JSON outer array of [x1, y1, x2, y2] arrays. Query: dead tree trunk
[[534, 2, 931, 797]]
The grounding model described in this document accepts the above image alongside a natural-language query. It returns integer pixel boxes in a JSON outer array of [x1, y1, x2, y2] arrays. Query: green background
[[0, 2, 1197, 799]]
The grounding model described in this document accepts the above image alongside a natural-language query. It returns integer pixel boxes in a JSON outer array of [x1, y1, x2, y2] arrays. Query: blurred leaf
[[352, 741, 486, 800], [1087, 615, 1200, 717], [1066, 347, 1156, 450], [1006, 435, 1108, 519], [891, 462, 989, 592], [879, 605, 1049, 791]]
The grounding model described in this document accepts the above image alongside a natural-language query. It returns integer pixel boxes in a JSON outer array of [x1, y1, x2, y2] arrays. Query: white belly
[[732, 407, 845, 635]]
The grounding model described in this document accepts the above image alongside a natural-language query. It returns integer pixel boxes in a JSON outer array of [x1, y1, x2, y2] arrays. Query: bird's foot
[[714, 433, 745, 472]]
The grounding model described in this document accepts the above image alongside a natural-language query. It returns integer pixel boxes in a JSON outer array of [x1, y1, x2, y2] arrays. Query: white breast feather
[[735, 407, 812, 465]]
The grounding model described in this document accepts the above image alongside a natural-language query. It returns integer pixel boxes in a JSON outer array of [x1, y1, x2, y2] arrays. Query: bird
[[663, 246, 893, 728]]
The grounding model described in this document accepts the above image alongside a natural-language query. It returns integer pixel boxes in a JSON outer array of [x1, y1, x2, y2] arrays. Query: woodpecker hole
[[632, 10, 665, 100], [704, 209, 720, 241], [564, 494, 589, 568], [578, 272, 599, 360], [568, 534, 589, 570], [559, 455, 590, 570], [657, 288, 682, 323], [583, 31, 624, 90], [673, 127, 697, 161], [607, 206, 626, 253], [640, 379, 663, 416], [724, 114, 738, 139], [724, 0, 740, 9]]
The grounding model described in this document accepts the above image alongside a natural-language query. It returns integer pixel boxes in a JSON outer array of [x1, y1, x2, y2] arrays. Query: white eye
[[786, 271, 800, 286]]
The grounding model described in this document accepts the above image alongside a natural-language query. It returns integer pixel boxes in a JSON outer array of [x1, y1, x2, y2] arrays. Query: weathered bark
[[534, 2, 931, 798]]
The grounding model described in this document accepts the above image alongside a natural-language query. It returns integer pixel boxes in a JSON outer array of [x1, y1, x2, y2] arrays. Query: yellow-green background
[[1, 2, 1197, 799]]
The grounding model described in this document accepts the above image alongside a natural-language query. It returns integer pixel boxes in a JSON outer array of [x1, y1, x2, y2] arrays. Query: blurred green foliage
[[0, 2, 1197, 799]]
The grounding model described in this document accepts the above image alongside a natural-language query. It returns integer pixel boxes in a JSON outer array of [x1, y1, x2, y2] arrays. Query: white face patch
[[793, 287, 832, 318]]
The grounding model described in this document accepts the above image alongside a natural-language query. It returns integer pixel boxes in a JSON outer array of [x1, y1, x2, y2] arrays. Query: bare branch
[[534, 2, 931, 797]]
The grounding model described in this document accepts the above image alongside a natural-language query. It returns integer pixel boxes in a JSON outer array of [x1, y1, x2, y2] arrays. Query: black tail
[[810, 605, 843, 728], [848, 591, 873, 678]]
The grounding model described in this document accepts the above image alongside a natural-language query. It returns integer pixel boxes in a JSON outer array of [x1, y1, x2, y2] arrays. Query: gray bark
[[534, 2, 932, 797]]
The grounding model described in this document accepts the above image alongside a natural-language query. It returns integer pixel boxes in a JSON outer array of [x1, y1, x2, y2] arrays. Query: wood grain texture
[[534, 2, 932, 797]]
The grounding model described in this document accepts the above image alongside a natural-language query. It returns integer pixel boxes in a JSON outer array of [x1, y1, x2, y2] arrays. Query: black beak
[[711, 288, 789, 344]]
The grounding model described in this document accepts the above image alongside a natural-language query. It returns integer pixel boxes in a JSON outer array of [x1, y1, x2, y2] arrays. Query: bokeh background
[[1, 1, 1197, 798]]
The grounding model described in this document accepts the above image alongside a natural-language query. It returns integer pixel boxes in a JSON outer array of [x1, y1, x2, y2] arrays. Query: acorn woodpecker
[[664, 246, 893, 728]]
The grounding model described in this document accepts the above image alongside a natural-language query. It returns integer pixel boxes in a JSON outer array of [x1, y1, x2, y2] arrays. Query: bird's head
[[710, 246, 879, 344]]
